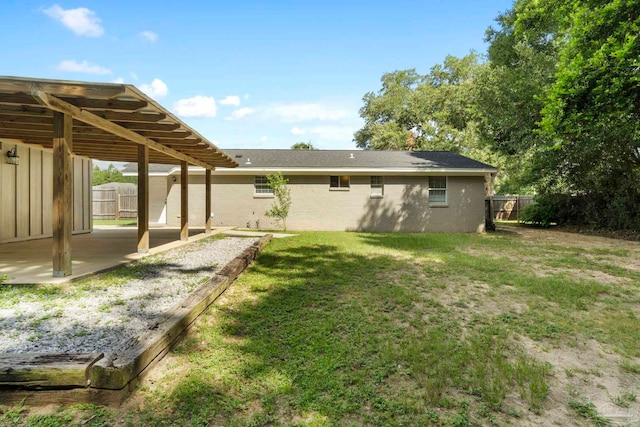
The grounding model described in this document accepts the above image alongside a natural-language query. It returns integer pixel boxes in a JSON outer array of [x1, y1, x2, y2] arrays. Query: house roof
[[123, 149, 497, 175], [0, 76, 237, 169], [223, 149, 495, 170]]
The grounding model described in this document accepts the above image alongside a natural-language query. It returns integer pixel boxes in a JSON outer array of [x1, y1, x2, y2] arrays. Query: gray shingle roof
[[224, 149, 495, 170], [123, 149, 496, 173]]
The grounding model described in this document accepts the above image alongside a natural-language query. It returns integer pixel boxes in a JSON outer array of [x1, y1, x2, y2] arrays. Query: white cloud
[[225, 107, 255, 121], [130, 72, 138, 81], [43, 5, 104, 37], [220, 95, 240, 106], [309, 124, 359, 141], [138, 79, 168, 98], [140, 31, 158, 42], [57, 60, 111, 74], [290, 127, 306, 136], [267, 103, 349, 123], [112, 77, 125, 83], [260, 136, 268, 142], [174, 96, 217, 118]]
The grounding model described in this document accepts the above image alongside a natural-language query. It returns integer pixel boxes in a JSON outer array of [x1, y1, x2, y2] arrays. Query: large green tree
[[92, 164, 137, 186], [473, 0, 565, 193], [354, 54, 517, 191], [355, 54, 484, 154], [481, 0, 640, 228], [540, 0, 640, 196]]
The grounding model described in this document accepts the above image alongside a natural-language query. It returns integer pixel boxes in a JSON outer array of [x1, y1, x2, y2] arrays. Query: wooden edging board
[[0, 234, 272, 405]]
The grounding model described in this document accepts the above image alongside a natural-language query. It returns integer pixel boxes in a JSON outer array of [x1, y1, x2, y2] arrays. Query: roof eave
[[124, 166, 498, 176]]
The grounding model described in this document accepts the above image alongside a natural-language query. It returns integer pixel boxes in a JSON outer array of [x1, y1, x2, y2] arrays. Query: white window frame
[[370, 176, 384, 198], [330, 175, 350, 191], [428, 176, 447, 205], [254, 175, 274, 197]]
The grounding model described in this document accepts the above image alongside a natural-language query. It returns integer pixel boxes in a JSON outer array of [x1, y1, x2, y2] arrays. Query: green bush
[[521, 192, 640, 231], [520, 200, 556, 227]]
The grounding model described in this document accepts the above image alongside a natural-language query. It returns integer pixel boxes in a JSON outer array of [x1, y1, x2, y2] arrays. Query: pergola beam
[[137, 145, 150, 253], [0, 116, 182, 131], [31, 90, 215, 170], [180, 161, 189, 241], [52, 112, 73, 277], [2, 77, 128, 99], [0, 92, 148, 111], [205, 169, 212, 234], [0, 120, 187, 136], [0, 104, 169, 122]]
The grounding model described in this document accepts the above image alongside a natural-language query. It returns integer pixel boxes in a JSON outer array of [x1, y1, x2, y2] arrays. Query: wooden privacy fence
[[92, 184, 138, 220], [492, 195, 534, 221]]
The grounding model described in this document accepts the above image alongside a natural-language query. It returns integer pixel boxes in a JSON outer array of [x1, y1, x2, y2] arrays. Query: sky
[[2, 0, 514, 151]]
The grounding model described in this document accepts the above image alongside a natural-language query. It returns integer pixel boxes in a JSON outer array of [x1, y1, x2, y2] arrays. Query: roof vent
[[349, 153, 355, 159], [235, 154, 243, 158], [245, 158, 251, 165]]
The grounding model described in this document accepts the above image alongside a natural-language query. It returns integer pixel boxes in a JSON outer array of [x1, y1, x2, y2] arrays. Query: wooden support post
[[180, 161, 188, 241], [137, 145, 149, 253], [52, 112, 73, 277], [205, 169, 212, 234]]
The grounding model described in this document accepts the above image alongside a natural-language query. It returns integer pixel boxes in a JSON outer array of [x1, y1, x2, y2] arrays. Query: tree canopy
[[291, 142, 315, 150], [92, 164, 137, 186], [354, 0, 640, 229]]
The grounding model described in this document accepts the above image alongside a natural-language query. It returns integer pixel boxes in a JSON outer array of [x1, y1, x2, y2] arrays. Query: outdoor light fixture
[[6, 147, 19, 165]]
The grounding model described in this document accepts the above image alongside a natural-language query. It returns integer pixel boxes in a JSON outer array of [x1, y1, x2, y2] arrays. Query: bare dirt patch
[[500, 224, 640, 252], [533, 266, 631, 284], [519, 336, 640, 426]]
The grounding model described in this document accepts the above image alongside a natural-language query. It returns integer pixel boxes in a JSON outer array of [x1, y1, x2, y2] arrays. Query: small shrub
[[520, 202, 555, 227], [265, 173, 292, 231], [522, 191, 640, 231]]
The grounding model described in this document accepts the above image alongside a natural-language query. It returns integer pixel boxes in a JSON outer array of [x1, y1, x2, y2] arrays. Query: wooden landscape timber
[[0, 234, 272, 405]]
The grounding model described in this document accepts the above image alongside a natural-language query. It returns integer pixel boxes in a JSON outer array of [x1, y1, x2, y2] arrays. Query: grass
[[3, 230, 640, 425], [568, 399, 611, 426], [0, 403, 113, 427]]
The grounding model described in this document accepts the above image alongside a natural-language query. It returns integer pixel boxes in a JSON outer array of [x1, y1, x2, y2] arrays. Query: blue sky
[[2, 0, 514, 151]]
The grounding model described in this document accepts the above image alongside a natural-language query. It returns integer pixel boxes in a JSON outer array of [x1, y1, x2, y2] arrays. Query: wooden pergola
[[0, 76, 237, 277]]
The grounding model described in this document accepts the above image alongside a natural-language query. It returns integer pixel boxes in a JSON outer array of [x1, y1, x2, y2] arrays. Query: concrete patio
[[0, 226, 232, 285]]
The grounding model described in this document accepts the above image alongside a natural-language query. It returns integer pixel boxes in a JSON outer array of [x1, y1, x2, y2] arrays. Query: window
[[254, 176, 273, 195], [330, 175, 350, 189], [428, 176, 447, 204], [371, 176, 384, 197]]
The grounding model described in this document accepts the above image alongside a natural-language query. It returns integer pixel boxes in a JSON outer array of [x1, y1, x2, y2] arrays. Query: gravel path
[[0, 236, 258, 354]]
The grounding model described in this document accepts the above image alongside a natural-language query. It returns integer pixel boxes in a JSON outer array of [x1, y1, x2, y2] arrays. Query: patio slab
[[0, 226, 233, 285]]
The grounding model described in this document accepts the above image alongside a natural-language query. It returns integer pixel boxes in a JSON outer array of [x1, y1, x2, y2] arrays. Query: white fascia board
[[123, 167, 189, 177], [125, 166, 498, 177], [210, 167, 498, 176]]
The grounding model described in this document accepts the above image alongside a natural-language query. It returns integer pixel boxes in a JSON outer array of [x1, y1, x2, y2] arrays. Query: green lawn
[[3, 229, 640, 426]]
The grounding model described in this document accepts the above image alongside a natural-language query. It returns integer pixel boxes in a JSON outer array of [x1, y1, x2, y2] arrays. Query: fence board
[[493, 195, 534, 221], [92, 185, 137, 220]]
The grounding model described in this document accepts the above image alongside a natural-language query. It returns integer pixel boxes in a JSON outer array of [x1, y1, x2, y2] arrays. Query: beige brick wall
[[162, 174, 487, 233]]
